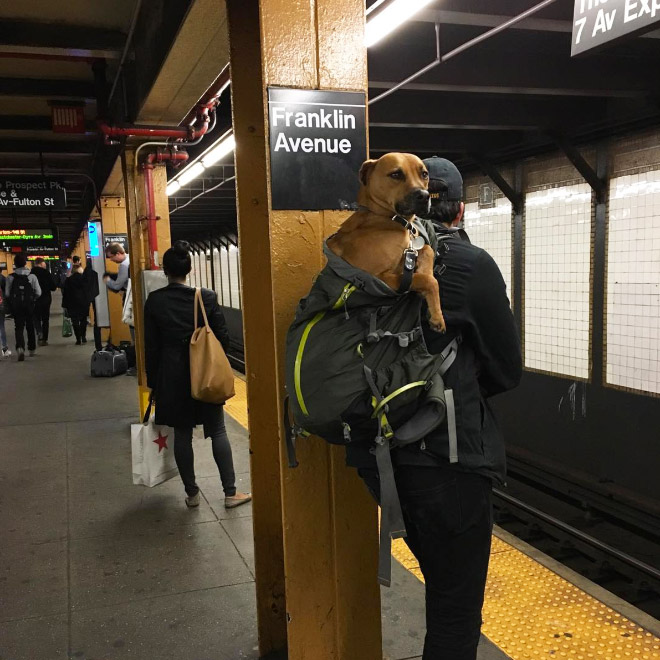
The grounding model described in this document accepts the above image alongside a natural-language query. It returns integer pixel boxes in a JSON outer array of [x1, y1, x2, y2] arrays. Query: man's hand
[[103, 276, 110, 283]]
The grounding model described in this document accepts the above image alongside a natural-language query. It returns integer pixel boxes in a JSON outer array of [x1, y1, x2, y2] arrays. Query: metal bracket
[[472, 155, 523, 214], [550, 133, 607, 203]]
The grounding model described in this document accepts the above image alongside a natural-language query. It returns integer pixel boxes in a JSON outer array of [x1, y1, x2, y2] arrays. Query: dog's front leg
[[411, 245, 446, 333]]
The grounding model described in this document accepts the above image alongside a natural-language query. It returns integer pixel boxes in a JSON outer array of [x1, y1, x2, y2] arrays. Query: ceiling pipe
[[181, 64, 231, 128], [141, 148, 189, 269]]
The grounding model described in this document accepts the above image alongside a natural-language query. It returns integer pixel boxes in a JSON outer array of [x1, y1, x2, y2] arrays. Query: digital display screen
[[0, 229, 56, 241], [88, 221, 100, 257]]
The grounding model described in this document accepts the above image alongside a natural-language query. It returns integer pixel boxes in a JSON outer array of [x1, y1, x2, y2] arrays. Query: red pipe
[[99, 104, 213, 143], [141, 148, 189, 269], [181, 64, 230, 128]]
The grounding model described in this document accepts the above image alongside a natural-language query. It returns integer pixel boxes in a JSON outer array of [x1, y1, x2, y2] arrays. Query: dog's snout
[[414, 189, 430, 202]]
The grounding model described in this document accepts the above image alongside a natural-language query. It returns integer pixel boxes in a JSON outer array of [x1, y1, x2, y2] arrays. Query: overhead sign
[[0, 179, 66, 210], [0, 228, 59, 253], [572, 0, 660, 56], [267, 88, 367, 210]]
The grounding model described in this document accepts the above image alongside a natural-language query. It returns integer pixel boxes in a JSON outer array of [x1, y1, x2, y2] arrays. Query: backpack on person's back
[[8, 274, 35, 313]]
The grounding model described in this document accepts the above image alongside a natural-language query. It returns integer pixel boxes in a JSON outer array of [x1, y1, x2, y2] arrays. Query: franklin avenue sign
[[0, 178, 67, 210], [572, 0, 660, 56], [268, 88, 367, 211]]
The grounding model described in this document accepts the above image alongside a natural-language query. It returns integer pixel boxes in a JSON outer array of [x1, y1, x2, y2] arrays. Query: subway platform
[[1, 303, 658, 660]]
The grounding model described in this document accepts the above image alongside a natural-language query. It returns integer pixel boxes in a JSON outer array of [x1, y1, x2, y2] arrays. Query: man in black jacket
[[31, 258, 57, 346], [348, 157, 521, 660]]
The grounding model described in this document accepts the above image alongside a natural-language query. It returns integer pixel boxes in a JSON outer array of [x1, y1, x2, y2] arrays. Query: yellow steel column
[[228, 1, 381, 659], [100, 196, 132, 346], [121, 151, 172, 418]]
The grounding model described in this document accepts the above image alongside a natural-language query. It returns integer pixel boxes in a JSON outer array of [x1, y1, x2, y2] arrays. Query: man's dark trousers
[[359, 464, 493, 660], [12, 307, 36, 351], [33, 299, 51, 341]]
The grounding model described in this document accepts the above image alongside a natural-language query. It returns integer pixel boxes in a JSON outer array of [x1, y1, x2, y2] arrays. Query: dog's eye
[[389, 171, 404, 180], [421, 171, 429, 179]]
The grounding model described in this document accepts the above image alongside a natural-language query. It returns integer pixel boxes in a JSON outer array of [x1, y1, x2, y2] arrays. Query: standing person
[[346, 157, 522, 660], [103, 242, 136, 375], [144, 241, 251, 510], [31, 257, 57, 346], [0, 268, 9, 359], [5, 253, 41, 362], [62, 264, 89, 345]]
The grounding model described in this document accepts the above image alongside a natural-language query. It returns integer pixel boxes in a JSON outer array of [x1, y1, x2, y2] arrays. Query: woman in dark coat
[[144, 241, 251, 510], [62, 265, 89, 344]]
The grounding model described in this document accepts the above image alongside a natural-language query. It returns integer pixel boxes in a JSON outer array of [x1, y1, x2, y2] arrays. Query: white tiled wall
[[524, 183, 592, 379], [463, 198, 513, 303], [606, 171, 660, 395]]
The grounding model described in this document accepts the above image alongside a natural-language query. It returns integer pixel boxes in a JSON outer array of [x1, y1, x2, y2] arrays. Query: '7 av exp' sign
[[268, 88, 367, 211], [0, 179, 67, 209], [572, 0, 660, 56]]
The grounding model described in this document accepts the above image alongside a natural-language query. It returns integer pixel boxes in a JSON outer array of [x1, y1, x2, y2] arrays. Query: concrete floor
[[0, 298, 508, 660]]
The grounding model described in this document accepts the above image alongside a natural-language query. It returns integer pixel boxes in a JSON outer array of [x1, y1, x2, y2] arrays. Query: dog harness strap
[[445, 389, 459, 464], [397, 248, 417, 294], [438, 337, 460, 376]]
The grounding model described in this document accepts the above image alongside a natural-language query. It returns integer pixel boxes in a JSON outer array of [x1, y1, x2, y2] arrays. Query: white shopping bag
[[131, 397, 178, 487], [122, 278, 134, 326]]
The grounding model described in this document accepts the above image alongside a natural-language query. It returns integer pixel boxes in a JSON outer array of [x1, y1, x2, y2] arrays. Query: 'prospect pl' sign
[[0, 178, 67, 209], [268, 88, 367, 210], [572, 0, 660, 56]]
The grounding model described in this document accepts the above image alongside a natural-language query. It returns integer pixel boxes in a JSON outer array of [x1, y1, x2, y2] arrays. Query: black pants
[[71, 317, 87, 341], [12, 308, 36, 351], [359, 464, 493, 660], [33, 300, 51, 341], [173, 406, 237, 497]]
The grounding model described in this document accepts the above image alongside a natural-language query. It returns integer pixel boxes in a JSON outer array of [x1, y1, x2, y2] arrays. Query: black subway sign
[[268, 88, 367, 211], [572, 0, 660, 56], [0, 178, 67, 209]]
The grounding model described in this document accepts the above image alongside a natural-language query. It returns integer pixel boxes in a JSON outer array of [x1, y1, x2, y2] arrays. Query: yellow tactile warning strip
[[224, 374, 660, 660], [224, 372, 249, 428], [393, 535, 660, 660]]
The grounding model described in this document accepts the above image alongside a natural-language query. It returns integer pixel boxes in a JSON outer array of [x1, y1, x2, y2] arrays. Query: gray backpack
[[284, 218, 459, 585]]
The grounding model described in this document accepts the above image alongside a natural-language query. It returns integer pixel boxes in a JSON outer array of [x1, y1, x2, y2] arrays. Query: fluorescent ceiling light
[[202, 134, 235, 168], [165, 181, 181, 197], [178, 162, 205, 187], [365, 0, 434, 48]]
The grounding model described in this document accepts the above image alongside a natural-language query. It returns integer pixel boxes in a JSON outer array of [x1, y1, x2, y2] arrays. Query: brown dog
[[327, 153, 445, 332]]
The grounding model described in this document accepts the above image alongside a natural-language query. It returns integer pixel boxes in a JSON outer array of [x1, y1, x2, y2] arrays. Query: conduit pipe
[[141, 148, 189, 269]]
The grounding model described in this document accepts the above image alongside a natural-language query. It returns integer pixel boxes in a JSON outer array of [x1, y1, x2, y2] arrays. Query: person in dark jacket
[[348, 157, 522, 660], [31, 257, 57, 346], [62, 265, 89, 344], [144, 241, 251, 510]]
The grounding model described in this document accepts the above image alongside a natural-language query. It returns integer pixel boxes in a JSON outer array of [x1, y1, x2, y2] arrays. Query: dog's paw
[[429, 316, 446, 334]]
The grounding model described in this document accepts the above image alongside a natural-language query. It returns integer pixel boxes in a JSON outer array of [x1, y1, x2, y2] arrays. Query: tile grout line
[[65, 421, 73, 659], [218, 518, 256, 581]]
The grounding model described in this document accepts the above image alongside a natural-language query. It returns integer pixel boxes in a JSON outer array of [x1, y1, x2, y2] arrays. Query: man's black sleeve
[[466, 251, 522, 397]]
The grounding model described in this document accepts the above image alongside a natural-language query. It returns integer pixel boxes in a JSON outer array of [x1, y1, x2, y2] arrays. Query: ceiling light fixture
[[178, 162, 205, 187], [365, 0, 434, 48], [165, 181, 181, 197], [202, 133, 236, 168]]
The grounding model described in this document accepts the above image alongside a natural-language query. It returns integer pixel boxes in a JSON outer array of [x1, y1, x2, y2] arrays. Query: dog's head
[[358, 153, 430, 218]]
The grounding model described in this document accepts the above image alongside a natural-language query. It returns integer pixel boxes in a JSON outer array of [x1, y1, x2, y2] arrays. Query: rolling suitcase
[[91, 345, 128, 377]]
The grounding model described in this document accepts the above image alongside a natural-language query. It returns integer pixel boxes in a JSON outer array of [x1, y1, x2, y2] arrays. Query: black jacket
[[62, 272, 90, 319], [32, 267, 57, 305], [144, 284, 230, 428], [346, 228, 522, 483]]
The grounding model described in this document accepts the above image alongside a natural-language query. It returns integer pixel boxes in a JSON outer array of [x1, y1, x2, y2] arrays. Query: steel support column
[[227, 1, 380, 658], [121, 149, 172, 417]]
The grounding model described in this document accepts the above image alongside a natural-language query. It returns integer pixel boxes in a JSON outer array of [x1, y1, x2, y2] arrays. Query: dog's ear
[[359, 159, 378, 186]]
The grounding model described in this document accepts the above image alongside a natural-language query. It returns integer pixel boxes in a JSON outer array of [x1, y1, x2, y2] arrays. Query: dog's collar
[[391, 214, 414, 231]]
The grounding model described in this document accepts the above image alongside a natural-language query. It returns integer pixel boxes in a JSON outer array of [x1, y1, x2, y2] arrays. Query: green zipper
[[294, 283, 356, 416]]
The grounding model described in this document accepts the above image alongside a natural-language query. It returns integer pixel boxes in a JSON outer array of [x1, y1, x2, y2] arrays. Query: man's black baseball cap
[[423, 156, 463, 202]]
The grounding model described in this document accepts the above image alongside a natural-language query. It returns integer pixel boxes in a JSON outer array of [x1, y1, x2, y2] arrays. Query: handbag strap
[[194, 287, 211, 332], [143, 391, 154, 425]]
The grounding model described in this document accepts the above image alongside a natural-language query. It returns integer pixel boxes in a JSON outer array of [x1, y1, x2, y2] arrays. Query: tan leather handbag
[[190, 288, 235, 404]]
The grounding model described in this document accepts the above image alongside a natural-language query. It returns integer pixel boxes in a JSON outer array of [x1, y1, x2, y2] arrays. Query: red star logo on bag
[[153, 432, 169, 453]]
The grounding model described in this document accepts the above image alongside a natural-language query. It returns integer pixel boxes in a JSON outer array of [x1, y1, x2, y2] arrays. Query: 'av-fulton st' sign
[[0, 178, 67, 210], [572, 0, 660, 56]]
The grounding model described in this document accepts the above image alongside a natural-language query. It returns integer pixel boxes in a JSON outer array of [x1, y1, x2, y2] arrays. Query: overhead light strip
[[365, 0, 435, 47], [166, 129, 235, 196]]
